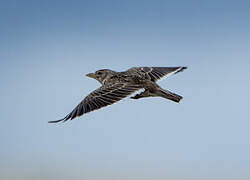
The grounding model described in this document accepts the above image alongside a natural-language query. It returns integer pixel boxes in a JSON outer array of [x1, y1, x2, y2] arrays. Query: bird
[[48, 66, 187, 123]]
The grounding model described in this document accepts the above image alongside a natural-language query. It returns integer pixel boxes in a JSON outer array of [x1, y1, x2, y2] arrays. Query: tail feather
[[157, 89, 183, 103]]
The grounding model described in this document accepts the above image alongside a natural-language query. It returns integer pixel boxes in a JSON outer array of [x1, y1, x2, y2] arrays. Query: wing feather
[[132, 67, 187, 82], [49, 83, 142, 123]]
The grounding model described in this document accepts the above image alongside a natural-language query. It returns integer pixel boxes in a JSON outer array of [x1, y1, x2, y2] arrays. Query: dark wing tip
[[174, 66, 187, 74], [48, 119, 64, 123], [48, 117, 68, 123], [48, 113, 72, 124]]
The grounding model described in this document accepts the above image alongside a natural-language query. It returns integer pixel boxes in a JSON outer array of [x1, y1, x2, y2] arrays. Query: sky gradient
[[1, 0, 250, 179]]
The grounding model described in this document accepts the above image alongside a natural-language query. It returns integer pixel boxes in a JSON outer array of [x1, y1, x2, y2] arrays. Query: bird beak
[[86, 73, 95, 78]]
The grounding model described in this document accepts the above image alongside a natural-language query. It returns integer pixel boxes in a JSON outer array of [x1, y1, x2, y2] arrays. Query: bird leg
[[130, 90, 150, 99]]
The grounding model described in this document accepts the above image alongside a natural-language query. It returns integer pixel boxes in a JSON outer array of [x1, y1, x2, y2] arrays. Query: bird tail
[[157, 88, 183, 103]]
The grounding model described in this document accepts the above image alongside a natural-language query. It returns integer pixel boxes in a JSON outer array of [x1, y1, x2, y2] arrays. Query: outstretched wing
[[133, 67, 187, 82], [49, 83, 142, 123]]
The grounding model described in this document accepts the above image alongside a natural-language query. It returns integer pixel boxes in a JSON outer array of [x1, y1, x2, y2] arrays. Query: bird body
[[49, 66, 187, 123]]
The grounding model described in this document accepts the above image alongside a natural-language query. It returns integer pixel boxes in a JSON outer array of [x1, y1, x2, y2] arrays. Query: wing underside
[[49, 83, 142, 123]]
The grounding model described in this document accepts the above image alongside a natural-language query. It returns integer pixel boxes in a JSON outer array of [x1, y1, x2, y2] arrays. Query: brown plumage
[[49, 66, 187, 123]]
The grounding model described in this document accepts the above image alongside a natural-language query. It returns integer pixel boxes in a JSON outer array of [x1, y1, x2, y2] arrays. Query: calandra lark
[[49, 67, 187, 123]]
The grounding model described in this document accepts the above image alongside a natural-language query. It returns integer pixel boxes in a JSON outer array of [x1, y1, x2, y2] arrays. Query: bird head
[[86, 69, 116, 84]]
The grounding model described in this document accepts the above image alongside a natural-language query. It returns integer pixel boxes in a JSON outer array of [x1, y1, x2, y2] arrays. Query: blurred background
[[1, 0, 250, 179]]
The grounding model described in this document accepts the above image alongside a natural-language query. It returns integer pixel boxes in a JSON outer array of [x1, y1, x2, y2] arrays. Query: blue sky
[[1, 0, 250, 179]]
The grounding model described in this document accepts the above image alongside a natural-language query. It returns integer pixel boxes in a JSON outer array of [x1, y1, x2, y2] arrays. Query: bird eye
[[96, 71, 102, 75]]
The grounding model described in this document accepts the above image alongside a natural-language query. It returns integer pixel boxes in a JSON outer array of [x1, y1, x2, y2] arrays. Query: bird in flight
[[49, 66, 187, 123]]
